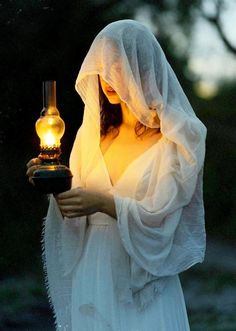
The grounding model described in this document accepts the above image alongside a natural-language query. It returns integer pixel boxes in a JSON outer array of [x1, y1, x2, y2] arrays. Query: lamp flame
[[42, 132, 57, 148]]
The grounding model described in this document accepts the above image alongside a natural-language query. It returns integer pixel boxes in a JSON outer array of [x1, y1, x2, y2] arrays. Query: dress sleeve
[[114, 161, 205, 283]]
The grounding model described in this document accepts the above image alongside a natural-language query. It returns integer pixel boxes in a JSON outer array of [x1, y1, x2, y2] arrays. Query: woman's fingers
[[56, 197, 82, 206], [26, 164, 41, 177], [64, 212, 83, 218], [56, 188, 100, 218], [56, 191, 84, 217], [29, 177, 35, 185], [59, 204, 83, 218], [56, 187, 82, 200], [26, 158, 42, 184], [26, 158, 42, 169]]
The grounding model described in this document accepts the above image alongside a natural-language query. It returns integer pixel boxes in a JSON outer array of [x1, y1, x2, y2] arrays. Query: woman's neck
[[120, 101, 137, 129]]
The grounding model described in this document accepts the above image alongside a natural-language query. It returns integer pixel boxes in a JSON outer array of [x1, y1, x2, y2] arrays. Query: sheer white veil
[[71, 19, 206, 186]]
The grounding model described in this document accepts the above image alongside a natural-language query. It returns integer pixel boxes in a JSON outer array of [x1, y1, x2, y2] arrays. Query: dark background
[[0, 1, 235, 330]]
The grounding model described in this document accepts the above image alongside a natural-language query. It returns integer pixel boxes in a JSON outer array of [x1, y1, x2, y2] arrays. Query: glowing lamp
[[32, 81, 72, 193]]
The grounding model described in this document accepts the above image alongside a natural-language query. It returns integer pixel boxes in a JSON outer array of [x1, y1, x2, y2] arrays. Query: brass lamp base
[[32, 164, 73, 194]]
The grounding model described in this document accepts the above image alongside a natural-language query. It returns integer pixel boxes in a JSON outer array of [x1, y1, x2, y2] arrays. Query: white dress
[[44, 20, 206, 331], [70, 140, 190, 331]]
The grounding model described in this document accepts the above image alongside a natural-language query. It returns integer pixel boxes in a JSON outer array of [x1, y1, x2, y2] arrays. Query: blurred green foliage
[[197, 81, 236, 239], [0, 0, 235, 277]]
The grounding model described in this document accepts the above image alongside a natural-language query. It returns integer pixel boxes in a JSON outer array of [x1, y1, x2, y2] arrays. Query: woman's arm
[[99, 192, 117, 219], [55, 188, 117, 219], [26, 157, 116, 218]]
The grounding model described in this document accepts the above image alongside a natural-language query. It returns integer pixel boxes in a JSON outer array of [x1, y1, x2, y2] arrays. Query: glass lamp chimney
[[32, 80, 72, 193], [35, 81, 65, 161]]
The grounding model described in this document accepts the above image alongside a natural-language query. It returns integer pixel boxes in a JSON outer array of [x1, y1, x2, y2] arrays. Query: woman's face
[[99, 76, 121, 105]]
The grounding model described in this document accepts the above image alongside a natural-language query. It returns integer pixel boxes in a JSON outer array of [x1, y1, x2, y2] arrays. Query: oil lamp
[[32, 80, 72, 193]]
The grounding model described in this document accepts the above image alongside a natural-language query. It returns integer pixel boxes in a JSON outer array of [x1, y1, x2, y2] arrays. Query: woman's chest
[[100, 132, 161, 187], [85, 143, 162, 199], [102, 142, 146, 186]]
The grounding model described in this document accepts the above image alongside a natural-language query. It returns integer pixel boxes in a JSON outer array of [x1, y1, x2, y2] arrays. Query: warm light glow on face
[[99, 76, 121, 104]]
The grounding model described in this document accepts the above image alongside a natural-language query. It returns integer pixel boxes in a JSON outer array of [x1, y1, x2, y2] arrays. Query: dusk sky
[[136, 0, 236, 97]]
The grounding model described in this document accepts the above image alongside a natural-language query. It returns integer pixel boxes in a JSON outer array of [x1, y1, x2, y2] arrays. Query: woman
[[27, 20, 206, 331]]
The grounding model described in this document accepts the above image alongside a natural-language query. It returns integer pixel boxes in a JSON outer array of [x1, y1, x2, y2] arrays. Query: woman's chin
[[106, 95, 121, 104]]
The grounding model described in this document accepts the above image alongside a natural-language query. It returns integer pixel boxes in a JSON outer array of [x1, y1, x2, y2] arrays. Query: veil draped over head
[[72, 19, 206, 184], [43, 20, 206, 328]]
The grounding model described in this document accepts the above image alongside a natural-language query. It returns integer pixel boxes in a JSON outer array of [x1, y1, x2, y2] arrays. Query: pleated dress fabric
[[70, 139, 190, 331]]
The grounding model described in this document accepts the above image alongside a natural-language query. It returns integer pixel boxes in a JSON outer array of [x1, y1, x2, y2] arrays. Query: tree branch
[[202, 0, 236, 55]]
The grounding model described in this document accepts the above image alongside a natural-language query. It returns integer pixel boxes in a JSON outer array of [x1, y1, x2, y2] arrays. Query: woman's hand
[[55, 187, 117, 219], [26, 158, 42, 185]]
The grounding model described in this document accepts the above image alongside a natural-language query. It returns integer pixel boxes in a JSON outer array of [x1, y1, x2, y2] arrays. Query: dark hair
[[99, 78, 158, 137], [99, 79, 122, 137]]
